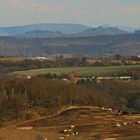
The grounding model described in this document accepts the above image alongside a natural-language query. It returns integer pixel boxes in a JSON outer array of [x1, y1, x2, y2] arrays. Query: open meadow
[[14, 65, 140, 76]]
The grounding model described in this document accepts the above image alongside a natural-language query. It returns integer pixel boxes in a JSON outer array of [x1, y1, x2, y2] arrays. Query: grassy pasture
[[14, 65, 140, 76]]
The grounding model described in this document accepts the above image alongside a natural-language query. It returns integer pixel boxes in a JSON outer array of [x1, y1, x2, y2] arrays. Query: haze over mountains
[[0, 23, 140, 57], [0, 23, 88, 36], [0, 23, 139, 37]]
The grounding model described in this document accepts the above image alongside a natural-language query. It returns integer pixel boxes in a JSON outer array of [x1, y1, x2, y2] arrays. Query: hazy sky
[[0, 0, 140, 27]]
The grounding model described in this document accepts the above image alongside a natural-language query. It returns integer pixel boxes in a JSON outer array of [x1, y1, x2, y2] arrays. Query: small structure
[[70, 125, 75, 129], [65, 134, 70, 137], [123, 122, 128, 126], [75, 131, 79, 135], [63, 129, 68, 133], [108, 108, 112, 112], [27, 76, 31, 79], [115, 123, 121, 127], [72, 133, 75, 136], [101, 107, 105, 110], [59, 136, 65, 140], [36, 57, 46, 60], [120, 76, 131, 80], [68, 129, 72, 132]]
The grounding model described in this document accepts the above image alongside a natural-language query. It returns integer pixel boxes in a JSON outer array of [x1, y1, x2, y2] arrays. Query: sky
[[0, 0, 140, 27]]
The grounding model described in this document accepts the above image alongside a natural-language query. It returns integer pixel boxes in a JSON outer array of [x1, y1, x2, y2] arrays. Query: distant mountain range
[[0, 23, 89, 36], [22, 26, 129, 37], [0, 23, 139, 37], [0, 23, 140, 57]]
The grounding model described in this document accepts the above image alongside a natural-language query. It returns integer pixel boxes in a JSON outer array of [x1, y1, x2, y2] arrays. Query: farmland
[[14, 65, 140, 76]]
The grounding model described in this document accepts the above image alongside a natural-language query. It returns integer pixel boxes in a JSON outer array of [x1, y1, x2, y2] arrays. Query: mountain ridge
[[0, 23, 138, 36], [0, 23, 89, 36], [23, 30, 65, 37]]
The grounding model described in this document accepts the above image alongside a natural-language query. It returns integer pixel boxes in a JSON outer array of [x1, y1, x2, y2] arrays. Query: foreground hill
[[0, 34, 140, 56], [0, 106, 140, 140]]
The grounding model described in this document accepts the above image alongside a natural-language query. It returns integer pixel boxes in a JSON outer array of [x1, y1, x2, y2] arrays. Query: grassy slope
[[14, 65, 140, 76]]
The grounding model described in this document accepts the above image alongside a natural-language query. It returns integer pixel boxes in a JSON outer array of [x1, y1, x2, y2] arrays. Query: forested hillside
[[0, 34, 140, 57], [0, 78, 140, 120]]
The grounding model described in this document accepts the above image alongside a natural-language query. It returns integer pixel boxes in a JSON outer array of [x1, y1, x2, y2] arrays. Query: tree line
[[0, 77, 140, 120], [1, 55, 140, 75]]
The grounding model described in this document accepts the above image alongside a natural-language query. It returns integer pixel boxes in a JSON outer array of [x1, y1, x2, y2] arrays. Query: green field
[[14, 65, 140, 76]]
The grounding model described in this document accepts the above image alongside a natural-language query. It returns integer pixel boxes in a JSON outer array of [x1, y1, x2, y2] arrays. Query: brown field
[[0, 106, 140, 140], [0, 57, 26, 62]]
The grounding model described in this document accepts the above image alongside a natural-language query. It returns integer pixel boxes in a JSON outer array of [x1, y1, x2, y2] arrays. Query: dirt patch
[[0, 106, 140, 140]]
